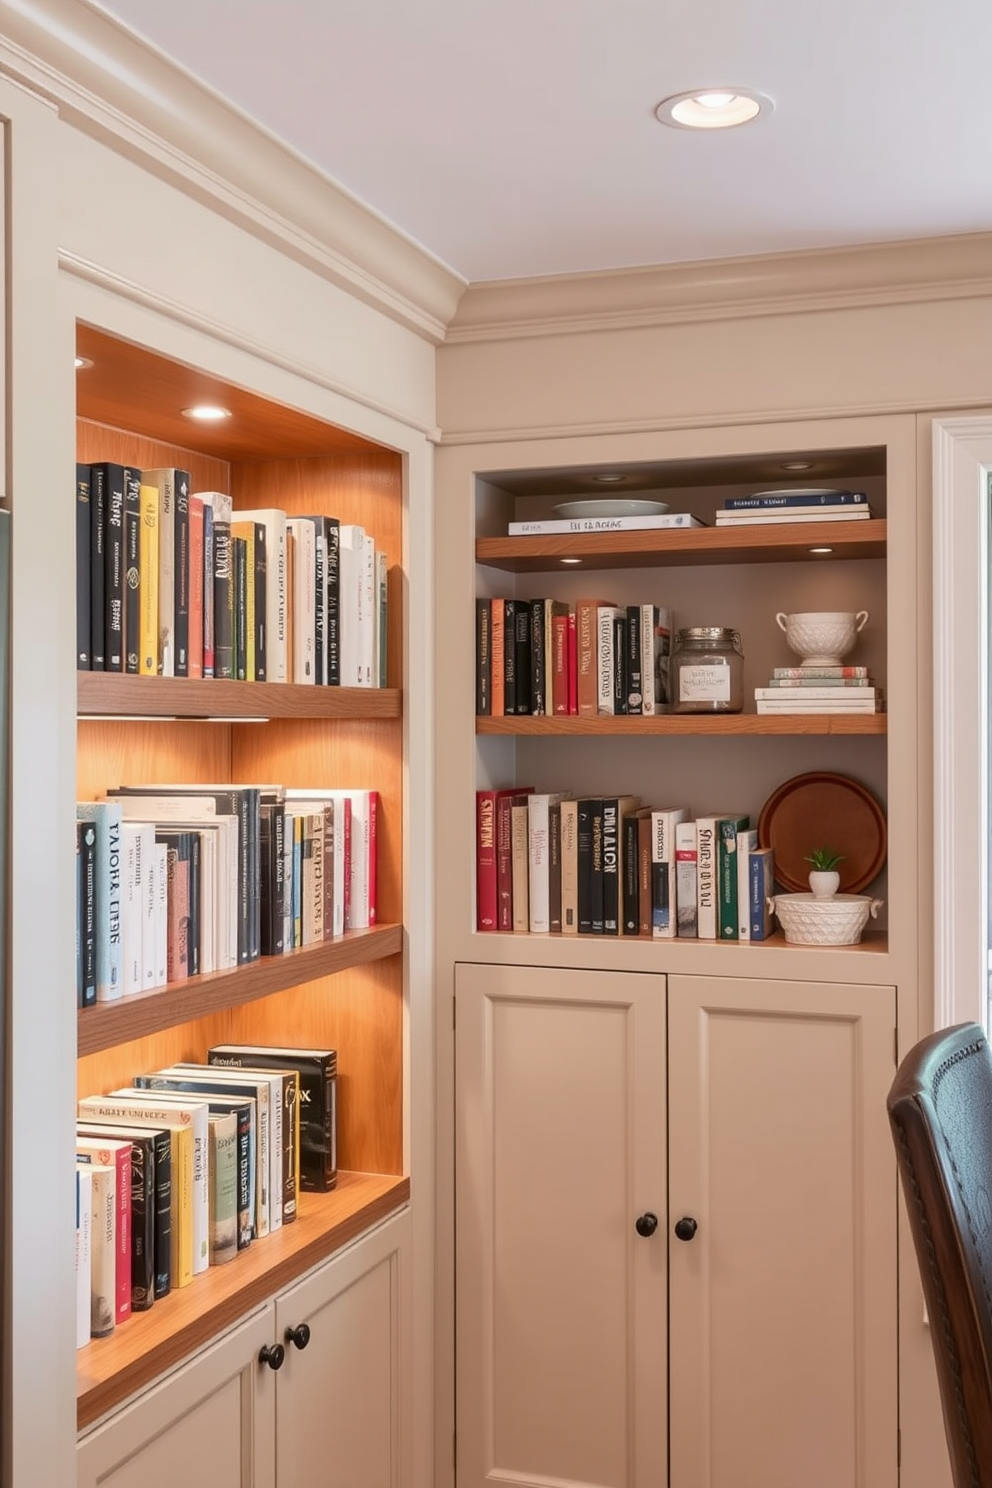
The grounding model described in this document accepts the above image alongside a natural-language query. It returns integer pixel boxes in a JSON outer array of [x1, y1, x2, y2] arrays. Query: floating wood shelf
[[76, 1172, 410, 1430], [475, 519, 886, 573], [476, 714, 887, 737], [77, 925, 404, 1056], [77, 674, 402, 721]]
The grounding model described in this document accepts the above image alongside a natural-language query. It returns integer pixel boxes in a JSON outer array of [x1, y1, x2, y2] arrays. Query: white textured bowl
[[775, 609, 868, 666], [769, 892, 882, 945]]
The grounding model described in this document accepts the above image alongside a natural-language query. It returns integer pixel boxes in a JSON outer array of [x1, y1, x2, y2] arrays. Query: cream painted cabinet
[[455, 964, 898, 1488], [78, 1211, 408, 1488], [454, 961, 668, 1488], [667, 974, 898, 1488], [77, 1306, 278, 1488]]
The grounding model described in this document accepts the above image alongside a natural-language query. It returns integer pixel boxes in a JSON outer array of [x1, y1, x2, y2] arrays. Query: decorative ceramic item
[[769, 893, 883, 946], [804, 846, 844, 899], [775, 610, 869, 667]]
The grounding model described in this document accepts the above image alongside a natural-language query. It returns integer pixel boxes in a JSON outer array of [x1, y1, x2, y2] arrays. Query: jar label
[[679, 663, 731, 702]]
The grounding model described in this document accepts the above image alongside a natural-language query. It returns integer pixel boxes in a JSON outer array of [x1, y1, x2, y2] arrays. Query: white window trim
[[933, 416, 992, 1029]]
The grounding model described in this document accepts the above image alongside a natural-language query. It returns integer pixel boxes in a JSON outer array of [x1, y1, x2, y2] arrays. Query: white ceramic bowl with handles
[[775, 609, 869, 666]]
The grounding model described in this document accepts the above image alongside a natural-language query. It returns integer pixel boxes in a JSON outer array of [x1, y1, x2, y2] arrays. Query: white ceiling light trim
[[655, 88, 773, 130]]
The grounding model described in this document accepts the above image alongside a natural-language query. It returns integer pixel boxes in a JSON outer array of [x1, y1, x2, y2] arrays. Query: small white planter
[[808, 869, 840, 899]]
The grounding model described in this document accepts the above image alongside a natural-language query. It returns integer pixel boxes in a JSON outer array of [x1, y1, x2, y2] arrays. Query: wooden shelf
[[77, 925, 403, 1056], [475, 519, 887, 573], [477, 713, 887, 736], [76, 1171, 410, 1430], [77, 673, 402, 721]]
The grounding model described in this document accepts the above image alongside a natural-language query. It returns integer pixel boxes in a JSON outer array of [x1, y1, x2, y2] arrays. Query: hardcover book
[[749, 847, 776, 940], [122, 466, 142, 675], [76, 463, 91, 669], [508, 512, 707, 535], [602, 796, 640, 935], [675, 820, 698, 938], [76, 1136, 131, 1326], [138, 482, 160, 676], [651, 806, 689, 938], [475, 598, 492, 716], [233, 508, 288, 682], [717, 814, 750, 940], [209, 1044, 338, 1192], [76, 801, 123, 1002], [77, 1121, 161, 1309]]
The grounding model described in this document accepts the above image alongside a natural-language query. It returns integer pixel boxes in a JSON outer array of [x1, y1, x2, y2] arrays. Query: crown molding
[[445, 233, 992, 343], [0, 0, 467, 342]]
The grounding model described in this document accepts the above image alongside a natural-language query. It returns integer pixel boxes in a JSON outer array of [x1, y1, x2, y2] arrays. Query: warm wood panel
[[76, 325, 374, 461], [476, 713, 887, 736], [476, 519, 887, 572], [76, 925, 402, 1057], [76, 419, 230, 496], [78, 673, 402, 721], [76, 720, 233, 801], [76, 1175, 411, 1430]]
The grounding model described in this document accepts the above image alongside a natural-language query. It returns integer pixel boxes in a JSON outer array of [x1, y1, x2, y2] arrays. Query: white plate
[[553, 498, 669, 518], [749, 488, 851, 500]]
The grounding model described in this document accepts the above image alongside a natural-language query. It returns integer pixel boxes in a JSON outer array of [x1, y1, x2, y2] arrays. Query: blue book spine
[[724, 491, 868, 510], [749, 848, 774, 939], [76, 801, 124, 1000]]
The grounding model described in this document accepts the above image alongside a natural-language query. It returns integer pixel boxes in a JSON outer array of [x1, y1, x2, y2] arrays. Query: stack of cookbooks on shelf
[[714, 488, 873, 525], [754, 665, 884, 714]]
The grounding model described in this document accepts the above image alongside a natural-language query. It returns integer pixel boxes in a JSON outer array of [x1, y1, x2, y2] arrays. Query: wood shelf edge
[[77, 925, 404, 1056], [475, 714, 887, 737], [77, 674, 402, 721], [76, 1173, 410, 1432]]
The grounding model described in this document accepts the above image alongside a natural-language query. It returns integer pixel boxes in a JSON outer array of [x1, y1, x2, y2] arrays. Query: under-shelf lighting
[[182, 404, 232, 422], [560, 557, 582, 565], [75, 356, 93, 370], [782, 460, 814, 471], [808, 547, 834, 556], [593, 473, 626, 484], [80, 713, 270, 723]]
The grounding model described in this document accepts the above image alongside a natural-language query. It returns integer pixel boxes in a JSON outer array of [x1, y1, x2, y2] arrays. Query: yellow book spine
[[138, 484, 159, 676], [171, 1125, 194, 1289], [231, 521, 256, 681]]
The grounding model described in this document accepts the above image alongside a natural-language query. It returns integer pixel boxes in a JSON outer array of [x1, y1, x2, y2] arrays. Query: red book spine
[[567, 612, 578, 715], [476, 790, 498, 930], [552, 614, 569, 715], [188, 496, 204, 679]]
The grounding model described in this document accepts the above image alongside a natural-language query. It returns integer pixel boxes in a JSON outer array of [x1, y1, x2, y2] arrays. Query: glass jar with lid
[[671, 627, 745, 713]]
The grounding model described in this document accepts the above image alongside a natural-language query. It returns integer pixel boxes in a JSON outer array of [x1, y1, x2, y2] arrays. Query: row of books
[[76, 1044, 337, 1346], [76, 785, 379, 1006], [476, 598, 674, 717], [476, 790, 776, 941], [76, 461, 388, 685], [715, 489, 873, 527], [754, 664, 883, 715]]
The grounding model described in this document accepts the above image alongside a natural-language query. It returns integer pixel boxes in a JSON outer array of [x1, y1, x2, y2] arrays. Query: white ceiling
[[92, 0, 992, 285]]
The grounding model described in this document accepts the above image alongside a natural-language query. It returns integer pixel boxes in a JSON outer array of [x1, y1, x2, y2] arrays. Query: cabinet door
[[274, 1209, 409, 1488], [455, 962, 667, 1488], [668, 975, 898, 1488], [77, 1305, 277, 1488]]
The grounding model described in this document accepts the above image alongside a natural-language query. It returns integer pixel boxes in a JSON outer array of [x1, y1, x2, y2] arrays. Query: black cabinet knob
[[285, 1322, 311, 1351], [674, 1216, 698, 1242], [259, 1342, 285, 1371], [635, 1212, 659, 1238]]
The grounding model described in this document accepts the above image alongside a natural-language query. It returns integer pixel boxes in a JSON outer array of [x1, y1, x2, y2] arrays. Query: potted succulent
[[804, 845, 845, 899]]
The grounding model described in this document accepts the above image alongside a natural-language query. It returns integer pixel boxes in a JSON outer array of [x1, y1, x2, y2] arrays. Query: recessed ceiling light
[[655, 88, 773, 131], [593, 473, 626, 484], [75, 356, 93, 370], [182, 404, 231, 422], [782, 460, 814, 471]]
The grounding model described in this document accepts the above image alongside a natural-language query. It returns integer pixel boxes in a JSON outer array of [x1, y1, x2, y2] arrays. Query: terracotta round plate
[[757, 770, 887, 894]]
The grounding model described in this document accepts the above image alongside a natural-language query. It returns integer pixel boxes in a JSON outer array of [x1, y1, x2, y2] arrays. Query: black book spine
[[622, 812, 641, 935], [234, 1106, 252, 1248], [233, 537, 248, 681], [503, 599, 517, 715], [601, 799, 621, 935], [613, 614, 627, 714], [249, 789, 261, 962], [626, 605, 643, 715], [311, 519, 325, 685], [325, 517, 340, 686], [100, 462, 125, 672], [152, 1129, 172, 1300], [513, 602, 531, 714], [77, 819, 97, 1007], [475, 598, 492, 715], [529, 599, 546, 715], [254, 521, 267, 682], [173, 471, 190, 676], [89, 463, 106, 670], [76, 464, 91, 669], [259, 802, 286, 956], [187, 832, 200, 979], [213, 515, 234, 679], [127, 1137, 156, 1311], [123, 468, 142, 674]]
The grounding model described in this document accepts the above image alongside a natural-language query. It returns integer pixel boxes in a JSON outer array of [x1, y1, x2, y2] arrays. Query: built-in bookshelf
[[74, 326, 407, 1424]]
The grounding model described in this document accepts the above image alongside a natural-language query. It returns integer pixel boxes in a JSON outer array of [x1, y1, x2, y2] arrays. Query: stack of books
[[715, 489, 873, 526], [754, 665, 883, 715]]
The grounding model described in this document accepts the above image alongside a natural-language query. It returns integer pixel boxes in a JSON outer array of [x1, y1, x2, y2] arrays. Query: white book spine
[[675, 820, 698, 938], [75, 1165, 93, 1348], [197, 830, 216, 976], [153, 843, 169, 988], [695, 817, 719, 940], [360, 533, 376, 687], [640, 605, 657, 714], [527, 794, 566, 933], [287, 518, 316, 683], [121, 823, 143, 995], [736, 827, 760, 940], [597, 605, 618, 714], [77, 802, 124, 1002], [349, 790, 371, 930], [332, 799, 346, 937], [338, 524, 365, 687], [88, 1163, 116, 1338]]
